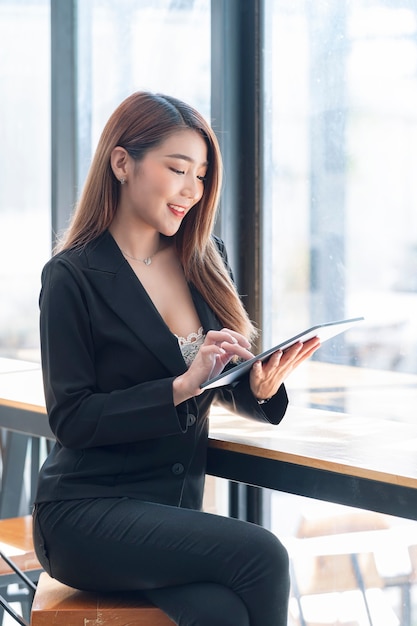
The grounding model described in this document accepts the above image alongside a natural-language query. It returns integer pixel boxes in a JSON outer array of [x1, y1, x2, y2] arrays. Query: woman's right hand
[[173, 328, 254, 405]]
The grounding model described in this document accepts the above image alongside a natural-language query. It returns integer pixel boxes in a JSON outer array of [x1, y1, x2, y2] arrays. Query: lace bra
[[176, 326, 205, 367]]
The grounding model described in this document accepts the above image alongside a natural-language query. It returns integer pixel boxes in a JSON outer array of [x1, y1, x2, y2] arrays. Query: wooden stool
[[31, 572, 175, 625]]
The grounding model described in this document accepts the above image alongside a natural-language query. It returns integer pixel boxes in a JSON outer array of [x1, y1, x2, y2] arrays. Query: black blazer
[[35, 230, 288, 510]]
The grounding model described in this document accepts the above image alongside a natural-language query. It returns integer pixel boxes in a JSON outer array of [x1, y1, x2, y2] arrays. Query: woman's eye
[[170, 167, 206, 182]]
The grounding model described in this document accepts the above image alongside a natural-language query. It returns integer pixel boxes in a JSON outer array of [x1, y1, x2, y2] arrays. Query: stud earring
[[120, 177, 126, 185]]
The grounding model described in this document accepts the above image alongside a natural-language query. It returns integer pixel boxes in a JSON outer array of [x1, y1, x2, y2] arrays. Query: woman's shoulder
[[43, 231, 110, 272], [42, 246, 87, 276], [40, 236, 103, 287], [40, 252, 84, 297], [41, 231, 124, 288]]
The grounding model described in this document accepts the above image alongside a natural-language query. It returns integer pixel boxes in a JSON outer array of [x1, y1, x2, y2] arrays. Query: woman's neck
[[109, 217, 162, 261]]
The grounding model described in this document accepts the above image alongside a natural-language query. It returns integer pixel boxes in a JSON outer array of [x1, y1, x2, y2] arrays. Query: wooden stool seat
[[0, 515, 42, 582], [31, 572, 175, 625]]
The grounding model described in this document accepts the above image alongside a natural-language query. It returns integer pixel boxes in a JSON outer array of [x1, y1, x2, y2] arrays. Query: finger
[[282, 341, 304, 359], [220, 342, 254, 361], [267, 349, 284, 365], [222, 329, 252, 349], [199, 344, 226, 360], [290, 338, 321, 360], [251, 359, 263, 379], [204, 329, 254, 360], [297, 337, 321, 355], [281, 338, 319, 365], [257, 350, 283, 375], [208, 328, 252, 350], [292, 344, 320, 367]]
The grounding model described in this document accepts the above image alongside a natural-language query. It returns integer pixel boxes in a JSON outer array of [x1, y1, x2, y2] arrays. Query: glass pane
[[0, 0, 50, 362], [263, 0, 417, 376], [77, 0, 211, 185], [263, 4, 417, 622]]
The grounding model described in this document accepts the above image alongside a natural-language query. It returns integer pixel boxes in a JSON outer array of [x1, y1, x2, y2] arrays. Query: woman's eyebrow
[[165, 153, 209, 167]]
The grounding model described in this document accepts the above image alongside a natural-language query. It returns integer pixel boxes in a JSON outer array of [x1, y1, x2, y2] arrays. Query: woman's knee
[[146, 582, 250, 626], [246, 524, 289, 575]]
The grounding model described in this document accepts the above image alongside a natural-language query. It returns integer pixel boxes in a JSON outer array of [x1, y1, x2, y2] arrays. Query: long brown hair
[[57, 91, 256, 340]]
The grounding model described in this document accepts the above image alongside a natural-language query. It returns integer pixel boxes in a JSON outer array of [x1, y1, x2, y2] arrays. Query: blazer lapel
[[84, 231, 187, 376]]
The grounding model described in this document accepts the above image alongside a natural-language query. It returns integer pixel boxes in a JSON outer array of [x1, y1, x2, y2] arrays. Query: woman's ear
[[110, 146, 129, 183]]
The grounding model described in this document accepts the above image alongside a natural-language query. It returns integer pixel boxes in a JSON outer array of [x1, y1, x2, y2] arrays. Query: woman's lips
[[168, 204, 186, 218]]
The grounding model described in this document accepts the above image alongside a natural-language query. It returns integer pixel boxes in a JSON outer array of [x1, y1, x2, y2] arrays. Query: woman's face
[[118, 129, 208, 237]]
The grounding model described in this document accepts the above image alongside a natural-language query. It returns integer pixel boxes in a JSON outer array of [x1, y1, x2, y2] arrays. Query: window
[[263, 3, 417, 621], [0, 0, 210, 362], [0, 0, 50, 362], [264, 0, 417, 375], [77, 0, 211, 186]]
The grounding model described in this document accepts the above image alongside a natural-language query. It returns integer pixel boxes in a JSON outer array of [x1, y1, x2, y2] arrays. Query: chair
[[0, 516, 43, 626], [288, 507, 403, 626]]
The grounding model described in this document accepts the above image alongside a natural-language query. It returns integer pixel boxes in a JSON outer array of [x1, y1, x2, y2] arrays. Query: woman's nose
[[181, 176, 202, 201]]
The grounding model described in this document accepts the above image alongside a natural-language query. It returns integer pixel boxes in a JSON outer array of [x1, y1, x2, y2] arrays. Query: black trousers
[[33, 497, 290, 626]]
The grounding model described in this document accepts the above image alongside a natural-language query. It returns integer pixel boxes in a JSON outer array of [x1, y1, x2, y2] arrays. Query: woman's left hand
[[249, 337, 321, 401]]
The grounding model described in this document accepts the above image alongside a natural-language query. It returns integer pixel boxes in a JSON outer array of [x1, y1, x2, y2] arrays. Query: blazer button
[[172, 463, 185, 475], [187, 414, 196, 427]]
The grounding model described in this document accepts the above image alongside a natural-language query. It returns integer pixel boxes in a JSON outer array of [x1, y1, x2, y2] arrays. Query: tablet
[[200, 316, 364, 390]]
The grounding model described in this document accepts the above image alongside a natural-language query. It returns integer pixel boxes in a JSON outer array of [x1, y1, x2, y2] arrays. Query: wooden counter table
[[1, 359, 417, 521], [209, 362, 417, 522], [208, 405, 417, 521]]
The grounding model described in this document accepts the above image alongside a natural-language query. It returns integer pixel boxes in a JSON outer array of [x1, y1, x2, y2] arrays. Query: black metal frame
[[0, 551, 37, 626], [211, 0, 269, 525], [211, 0, 264, 339]]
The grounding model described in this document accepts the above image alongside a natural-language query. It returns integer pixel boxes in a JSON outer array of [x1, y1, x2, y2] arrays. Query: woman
[[33, 91, 319, 626]]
